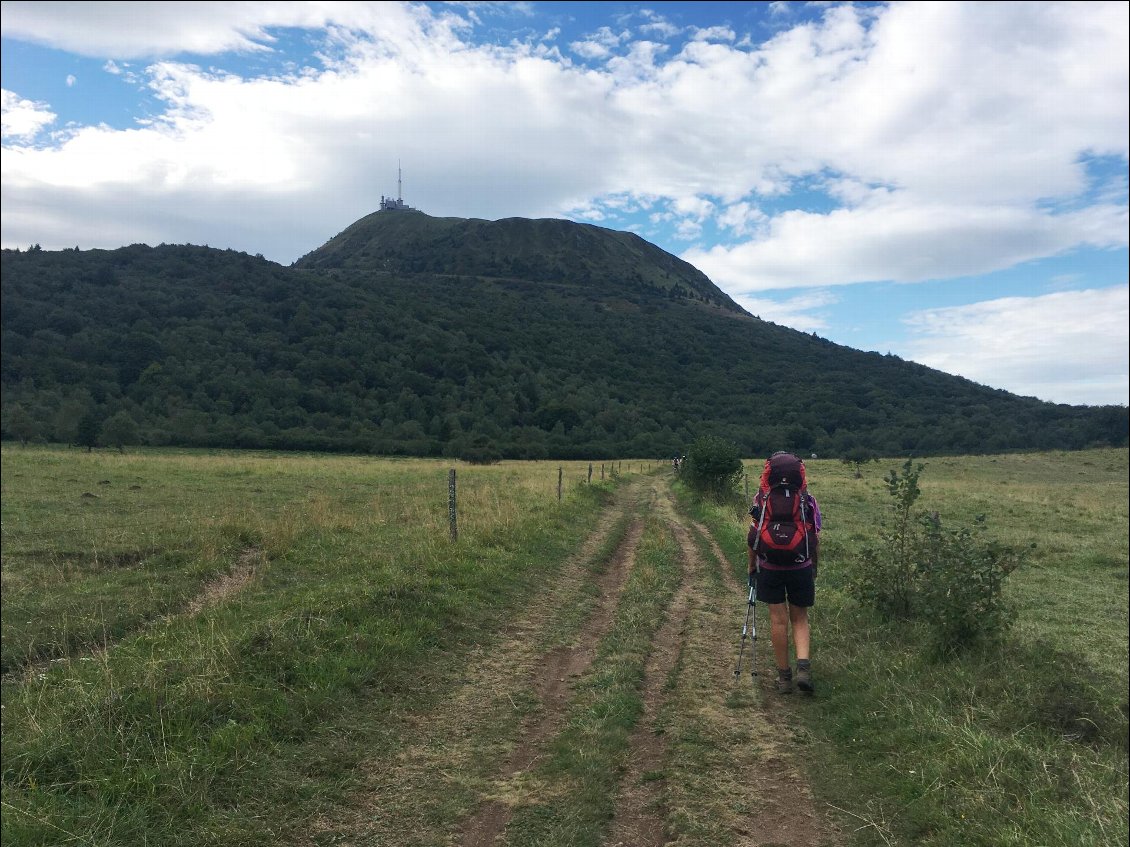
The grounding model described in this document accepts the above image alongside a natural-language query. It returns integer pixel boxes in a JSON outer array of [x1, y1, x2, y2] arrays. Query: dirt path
[[183, 545, 262, 614], [302, 480, 642, 846], [604, 486, 695, 846], [458, 516, 643, 846], [305, 476, 840, 846], [685, 517, 840, 847]]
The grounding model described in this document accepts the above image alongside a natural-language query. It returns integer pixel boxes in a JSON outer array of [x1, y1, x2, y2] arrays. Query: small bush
[[845, 458, 1025, 655], [682, 435, 743, 502]]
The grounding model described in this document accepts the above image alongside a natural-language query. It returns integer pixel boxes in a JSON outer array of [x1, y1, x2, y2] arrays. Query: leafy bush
[[681, 435, 743, 502], [846, 458, 1025, 655]]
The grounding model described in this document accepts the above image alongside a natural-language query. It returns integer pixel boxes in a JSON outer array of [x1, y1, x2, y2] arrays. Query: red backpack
[[750, 452, 816, 567]]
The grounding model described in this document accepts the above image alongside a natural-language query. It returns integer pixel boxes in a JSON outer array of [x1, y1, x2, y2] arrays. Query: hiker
[[747, 451, 821, 694]]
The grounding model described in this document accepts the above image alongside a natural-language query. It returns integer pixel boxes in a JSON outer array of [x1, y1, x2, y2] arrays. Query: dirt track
[[309, 475, 841, 846]]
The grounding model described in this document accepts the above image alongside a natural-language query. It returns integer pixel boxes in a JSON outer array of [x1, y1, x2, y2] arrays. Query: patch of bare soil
[[183, 545, 263, 615]]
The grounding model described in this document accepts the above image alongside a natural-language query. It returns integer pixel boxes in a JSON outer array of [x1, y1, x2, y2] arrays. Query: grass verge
[[680, 447, 1129, 847]]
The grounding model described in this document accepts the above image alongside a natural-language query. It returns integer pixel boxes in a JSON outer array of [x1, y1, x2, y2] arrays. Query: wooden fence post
[[557, 467, 563, 501], [601, 463, 605, 480], [588, 463, 593, 483], [448, 468, 458, 541]]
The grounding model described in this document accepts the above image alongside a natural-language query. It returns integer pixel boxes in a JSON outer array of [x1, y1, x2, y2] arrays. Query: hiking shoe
[[796, 667, 814, 694], [775, 671, 794, 694]]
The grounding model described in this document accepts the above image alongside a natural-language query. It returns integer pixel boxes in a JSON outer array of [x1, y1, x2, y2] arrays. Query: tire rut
[[2, 545, 263, 684], [457, 515, 644, 846], [183, 545, 263, 615], [688, 517, 842, 846], [300, 479, 644, 846], [605, 482, 698, 846], [301, 480, 840, 846]]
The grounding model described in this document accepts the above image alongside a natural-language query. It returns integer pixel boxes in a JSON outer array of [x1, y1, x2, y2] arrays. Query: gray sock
[[797, 659, 811, 671]]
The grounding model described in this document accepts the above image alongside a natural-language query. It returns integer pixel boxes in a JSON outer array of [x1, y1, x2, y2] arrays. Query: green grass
[[3, 446, 1127, 846], [1, 446, 625, 845], [695, 447, 1129, 847]]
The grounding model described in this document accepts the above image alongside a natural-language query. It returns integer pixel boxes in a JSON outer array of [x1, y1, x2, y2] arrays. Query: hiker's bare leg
[[790, 604, 811, 662], [769, 602, 790, 669]]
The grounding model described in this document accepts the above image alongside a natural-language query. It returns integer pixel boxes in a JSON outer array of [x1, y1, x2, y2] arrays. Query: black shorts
[[756, 566, 815, 607]]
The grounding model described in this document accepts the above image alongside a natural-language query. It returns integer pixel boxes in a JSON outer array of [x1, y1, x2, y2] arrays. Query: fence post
[[587, 463, 592, 483], [601, 463, 605, 480], [448, 468, 458, 541], [745, 472, 749, 500], [558, 467, 563, 501]]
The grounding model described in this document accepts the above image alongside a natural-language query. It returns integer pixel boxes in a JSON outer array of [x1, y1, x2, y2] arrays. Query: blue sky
[[2, 1, 1127, 407]]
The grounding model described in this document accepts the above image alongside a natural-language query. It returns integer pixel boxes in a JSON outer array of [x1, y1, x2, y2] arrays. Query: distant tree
[[52, 397, 88, 445], [5, 403, 37, 445], [452, 432, 501, 465], [842, 447, 879, 479], [76, 410, 102, 452], [100, 411, 139, 453]]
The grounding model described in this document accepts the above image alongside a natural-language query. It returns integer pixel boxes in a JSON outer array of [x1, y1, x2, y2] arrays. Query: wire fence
[[2, 461, 658, 552]]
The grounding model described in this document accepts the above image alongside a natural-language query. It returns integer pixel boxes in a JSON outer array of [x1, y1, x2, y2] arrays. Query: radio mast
[[380, 161, 417, 212]]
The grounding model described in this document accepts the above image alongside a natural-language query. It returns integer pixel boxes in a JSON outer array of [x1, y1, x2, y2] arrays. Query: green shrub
[[682, 435, 743, 502], [845, 458, 1025, 655]]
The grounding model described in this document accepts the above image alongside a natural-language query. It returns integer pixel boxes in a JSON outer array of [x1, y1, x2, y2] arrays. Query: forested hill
[[294, 210, 744, 313], [1, 213, 1126, 459]]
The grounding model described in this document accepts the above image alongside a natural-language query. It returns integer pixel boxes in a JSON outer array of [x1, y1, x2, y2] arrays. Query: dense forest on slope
[[1, 214, 1126, 459], [294, 211, 744, 313]]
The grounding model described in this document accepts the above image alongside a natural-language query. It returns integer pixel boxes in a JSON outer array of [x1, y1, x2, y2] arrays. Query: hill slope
[[295, 211, 744, 312], [1, 214, 1126, 458]]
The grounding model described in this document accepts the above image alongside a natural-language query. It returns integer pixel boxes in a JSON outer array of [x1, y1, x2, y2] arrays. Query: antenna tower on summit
[[380, 161, 416, 212]]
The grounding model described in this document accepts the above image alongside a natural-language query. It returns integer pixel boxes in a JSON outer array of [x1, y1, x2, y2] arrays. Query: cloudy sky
[[2, 0, 1127, 407]]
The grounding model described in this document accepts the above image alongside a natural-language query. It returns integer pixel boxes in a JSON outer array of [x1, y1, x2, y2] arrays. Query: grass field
[[1, 445, 1127, 846], [699, 448, 1130, 846]]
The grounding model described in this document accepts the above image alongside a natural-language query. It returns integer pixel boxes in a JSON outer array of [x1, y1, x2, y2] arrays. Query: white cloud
[[902, 285, 1130, 406], [0, 1, 334, 58], [1, 89, 56, 139], [570, 24, 627, 59], [683, 196, 1129, 293], [637, 15, 681, 40], [690, 26, 735, 43], [717, 201, 767, 238], [65, 74, 76, 87], [732, 289, 839, 335], [0, 0, 1126, 342]]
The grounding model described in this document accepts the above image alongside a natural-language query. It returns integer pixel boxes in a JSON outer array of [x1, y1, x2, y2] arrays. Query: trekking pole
[[736, 483, 769, 681], [734, 582, 758, 678]]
